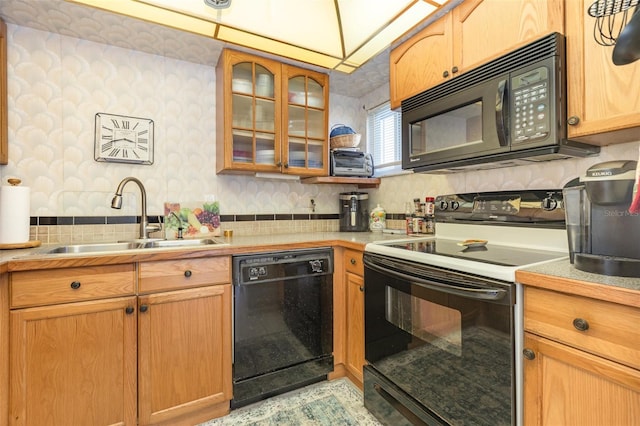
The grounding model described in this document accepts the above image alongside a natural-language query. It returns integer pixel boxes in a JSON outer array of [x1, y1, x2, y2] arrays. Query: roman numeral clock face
[[94, 113, 154, 164]]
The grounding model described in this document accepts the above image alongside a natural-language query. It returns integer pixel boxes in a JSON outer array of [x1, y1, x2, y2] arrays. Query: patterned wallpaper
[[1, 24, 639, 219]]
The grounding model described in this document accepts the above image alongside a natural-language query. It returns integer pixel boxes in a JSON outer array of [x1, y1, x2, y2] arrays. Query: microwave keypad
[[511, 66, 550, 143]]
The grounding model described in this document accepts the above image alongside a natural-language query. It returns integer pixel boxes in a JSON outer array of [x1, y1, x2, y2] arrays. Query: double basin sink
[[41, 238, 226, 255]]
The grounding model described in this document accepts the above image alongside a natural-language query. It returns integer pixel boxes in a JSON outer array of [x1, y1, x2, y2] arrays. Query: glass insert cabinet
[[216, 49, 329, 176]]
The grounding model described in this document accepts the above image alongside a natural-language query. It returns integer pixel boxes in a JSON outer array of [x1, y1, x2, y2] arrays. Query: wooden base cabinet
[[343, 249, 365, 387], [523, 286, 640, 426], [138, 285, 232, 426], [10, 296, 138, 426]]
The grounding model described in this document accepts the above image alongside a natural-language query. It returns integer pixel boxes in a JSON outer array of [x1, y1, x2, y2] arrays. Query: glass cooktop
[[385, 239, 565, 267]]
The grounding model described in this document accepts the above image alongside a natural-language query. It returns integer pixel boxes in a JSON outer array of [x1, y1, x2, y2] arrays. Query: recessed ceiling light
[[204, 0, 231, 9]]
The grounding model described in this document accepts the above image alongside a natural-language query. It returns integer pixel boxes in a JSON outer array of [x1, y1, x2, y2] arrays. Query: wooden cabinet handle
[[125, 306, 134, 315], [350, 258, 356, 265], [140, 304, 149, 313], [573, 318, 589, 332], [184, 270, 192, 278], [523, 348, 536, 360], [70, 281, 81, 290], [567, 116, 580, 126]]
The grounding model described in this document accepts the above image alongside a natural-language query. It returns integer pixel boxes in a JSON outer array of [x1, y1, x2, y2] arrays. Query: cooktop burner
[[385, 239, 564, 267]]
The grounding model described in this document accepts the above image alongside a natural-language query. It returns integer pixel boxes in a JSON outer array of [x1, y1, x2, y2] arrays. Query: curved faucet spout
[[111, 177, 160, 240]]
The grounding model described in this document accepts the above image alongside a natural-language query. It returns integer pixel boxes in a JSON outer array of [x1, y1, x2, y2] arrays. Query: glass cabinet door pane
[[308, 141, 324, 169], [288, 137, 306, 168], [288, 105, 306, 137], [232, 94, 252, 128], [255, 99, 275, 131], [232, 62, 253, 94], [256, 133, 275, 164], [232, 130, 253, 163], [307, 109, 324, 138], [307, 78, 324, 108], [288, 76, 306, 104], [255, 65, 274, 98]]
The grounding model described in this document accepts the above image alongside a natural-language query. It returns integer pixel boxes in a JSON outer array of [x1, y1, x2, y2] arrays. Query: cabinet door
[[389, 13, 453, 110], [0, 19, 7, 165], [345, 271, 365, 385], [137, 285, 232, 426], [282, 65, 329, 176], [216, 50, 282, 173], [453, 0, 564, 72], [565, 0, 640, 144], [523, 332, 640, 426], [10, 297, 137, 426]]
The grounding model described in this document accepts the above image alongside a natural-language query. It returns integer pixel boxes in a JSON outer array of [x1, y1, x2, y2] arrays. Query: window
[[366, 102, 403, 176]]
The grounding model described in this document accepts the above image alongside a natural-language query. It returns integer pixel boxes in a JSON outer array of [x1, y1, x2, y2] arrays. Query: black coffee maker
[[563, 160, 640, 277], [339, 192, 369, 232]]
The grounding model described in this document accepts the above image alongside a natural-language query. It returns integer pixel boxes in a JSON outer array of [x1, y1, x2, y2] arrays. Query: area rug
[[199, 378, 382, 425]]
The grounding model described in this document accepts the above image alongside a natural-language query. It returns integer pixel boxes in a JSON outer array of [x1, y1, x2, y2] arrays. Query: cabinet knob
[[359, 286, 364, 292], [567, 116, 580, 126], [523, 348, 536, 360], [350, 258, 356, 265], [451, 66, 459, 74], [276, 161, 282, 167], [442, 70, 450, 78], [125, 306, 134, 315], [140, 304, 149, 313], [184, 270, 192, 278], [573, 318, 589, 332], [70, 281, 81, 290], [284, 163, 289, 168]]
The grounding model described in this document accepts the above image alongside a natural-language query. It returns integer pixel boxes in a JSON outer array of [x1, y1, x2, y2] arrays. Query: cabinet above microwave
[[401, 33, 600, 174]]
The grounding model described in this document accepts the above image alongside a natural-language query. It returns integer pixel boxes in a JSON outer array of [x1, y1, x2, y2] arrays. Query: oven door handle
[[364, 258, 507, 301]]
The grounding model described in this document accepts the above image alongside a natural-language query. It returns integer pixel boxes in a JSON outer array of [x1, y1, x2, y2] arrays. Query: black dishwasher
[[231, 248, 334, 408]]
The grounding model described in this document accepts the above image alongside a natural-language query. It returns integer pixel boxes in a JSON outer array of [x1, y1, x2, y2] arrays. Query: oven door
[[363, 253, 515, 426]]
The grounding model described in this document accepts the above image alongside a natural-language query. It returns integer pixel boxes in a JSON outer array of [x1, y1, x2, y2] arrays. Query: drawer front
[[344, 249, 364, 276], [524, 286, 640, 370], [10, 264, 136, 308], [139, 256, 230, 293]]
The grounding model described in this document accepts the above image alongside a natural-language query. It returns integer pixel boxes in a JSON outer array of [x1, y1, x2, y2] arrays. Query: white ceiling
[[0, 0, 459, 99]]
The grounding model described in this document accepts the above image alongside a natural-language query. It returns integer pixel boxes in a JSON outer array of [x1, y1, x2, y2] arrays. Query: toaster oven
[[330, 149, 374, 177]]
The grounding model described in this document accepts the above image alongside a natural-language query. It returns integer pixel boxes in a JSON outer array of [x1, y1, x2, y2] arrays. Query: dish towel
[[629, 145, 640, 214]]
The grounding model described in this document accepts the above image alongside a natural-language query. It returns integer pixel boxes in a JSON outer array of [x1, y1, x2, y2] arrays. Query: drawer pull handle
[[184, 270, 192, 278], [125, 306, 134, 315], [523, 348, 536, 360], [573, 318, 589, 331], [140, 304, 149, 313], [70, 281, 81, 290], [350, 258, 356, 265]]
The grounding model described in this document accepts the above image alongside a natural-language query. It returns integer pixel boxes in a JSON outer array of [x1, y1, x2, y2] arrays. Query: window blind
[[366, 102, 402, 175]]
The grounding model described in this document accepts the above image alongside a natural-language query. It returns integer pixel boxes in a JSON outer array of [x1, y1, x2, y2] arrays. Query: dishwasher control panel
[[232, 248, 334, 285]]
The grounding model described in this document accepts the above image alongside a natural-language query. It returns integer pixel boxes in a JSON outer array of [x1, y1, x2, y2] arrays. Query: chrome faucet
[[111, 177, 162, 240]]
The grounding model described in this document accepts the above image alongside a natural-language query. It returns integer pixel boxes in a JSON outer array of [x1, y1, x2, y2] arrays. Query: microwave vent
[[401, 32, 564, 112]]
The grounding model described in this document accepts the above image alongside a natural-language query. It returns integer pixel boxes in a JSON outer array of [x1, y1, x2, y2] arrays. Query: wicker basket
[[330, 133, 361, 149]]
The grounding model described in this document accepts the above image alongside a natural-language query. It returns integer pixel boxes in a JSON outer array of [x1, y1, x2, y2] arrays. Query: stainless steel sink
[[38, 238, 226, 255], [45, 242, 145, 254], [141, 238, 221, 248]]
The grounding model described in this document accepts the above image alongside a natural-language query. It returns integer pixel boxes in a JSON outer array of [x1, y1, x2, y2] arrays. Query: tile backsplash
[[2, 24, 639, 243]]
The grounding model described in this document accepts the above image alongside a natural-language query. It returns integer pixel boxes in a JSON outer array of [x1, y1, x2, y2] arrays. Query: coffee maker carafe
[[339, 192, 369, 232], [563, 160, 640, 277]]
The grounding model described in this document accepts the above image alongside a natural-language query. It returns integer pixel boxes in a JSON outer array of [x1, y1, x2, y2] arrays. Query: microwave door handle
[[495, 79, 509, 147], [364, 257, 507, 301]]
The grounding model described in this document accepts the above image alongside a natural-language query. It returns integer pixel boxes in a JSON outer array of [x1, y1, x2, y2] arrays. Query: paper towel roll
[[0, 183, 30, 244]]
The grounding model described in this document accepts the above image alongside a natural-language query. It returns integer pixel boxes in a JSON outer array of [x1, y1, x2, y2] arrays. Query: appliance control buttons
[[309, 259, 324, 273], [542, 197, 558, 211], [450, 201, 460, 210], [438, 201, 449, 210]]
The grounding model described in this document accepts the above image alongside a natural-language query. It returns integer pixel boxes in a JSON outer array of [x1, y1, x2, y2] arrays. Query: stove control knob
[[438, 200, 449, 210], [450, 201, 460, 210], [542, 196, 558, 211], [309, 260, 324, 273]]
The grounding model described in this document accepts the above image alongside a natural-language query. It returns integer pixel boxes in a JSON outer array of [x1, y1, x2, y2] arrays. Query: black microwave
[[401, 33, 599, 173]]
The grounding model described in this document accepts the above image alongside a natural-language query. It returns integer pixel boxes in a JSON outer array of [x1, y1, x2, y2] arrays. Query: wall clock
[[94, 112, 154, 164]]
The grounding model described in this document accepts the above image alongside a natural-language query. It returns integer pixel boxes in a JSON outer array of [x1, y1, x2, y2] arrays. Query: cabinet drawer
[[139, 256, 230, 293], [10, 264, 136, 308], [524, 286, 640, 370], [344, 249, 364, 276]]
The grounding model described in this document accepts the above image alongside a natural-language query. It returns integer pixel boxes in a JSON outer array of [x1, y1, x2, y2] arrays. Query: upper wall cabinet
[[216, 49, 329, 176], [565, 0, 640, 145], [390, 0, 564, 109], [0, 18, 7, 165]]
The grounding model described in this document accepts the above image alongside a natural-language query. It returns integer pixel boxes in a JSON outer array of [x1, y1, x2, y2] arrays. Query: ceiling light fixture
[[66, 0, 451, 73]]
